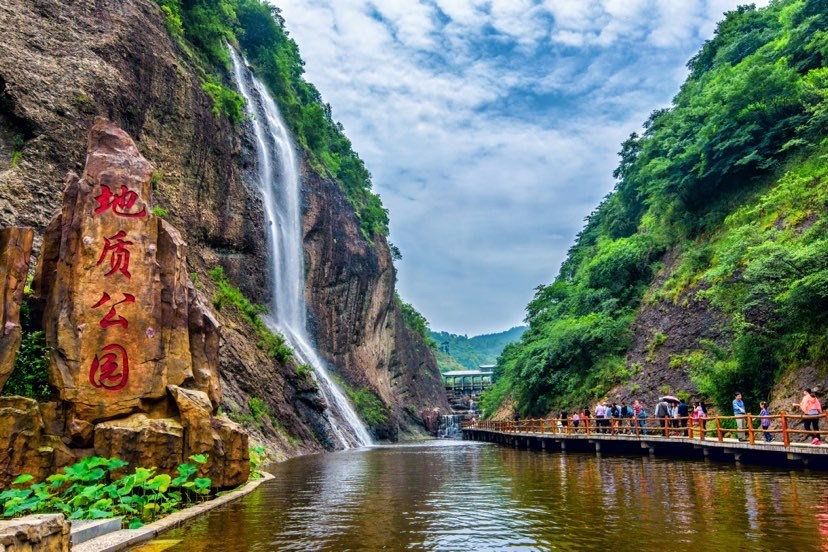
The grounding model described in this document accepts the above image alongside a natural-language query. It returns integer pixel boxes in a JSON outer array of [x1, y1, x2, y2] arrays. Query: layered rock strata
[[0, 0, 448, 455], [0, 226, 33, 389], [0, 119, 248, 488]]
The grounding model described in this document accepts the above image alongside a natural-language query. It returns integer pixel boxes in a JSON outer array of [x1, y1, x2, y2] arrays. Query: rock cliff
[[0, 119, 249, 488], [303, 167, 449, 439], [0, 0, 446, 466]]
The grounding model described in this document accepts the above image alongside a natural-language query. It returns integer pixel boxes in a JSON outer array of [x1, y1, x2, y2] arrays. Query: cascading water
[[229, 48, 372, 449], [438, 415, 462, 439]]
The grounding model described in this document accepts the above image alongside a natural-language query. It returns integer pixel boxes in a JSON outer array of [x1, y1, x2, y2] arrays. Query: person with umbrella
[[655, 397, 675, 436]]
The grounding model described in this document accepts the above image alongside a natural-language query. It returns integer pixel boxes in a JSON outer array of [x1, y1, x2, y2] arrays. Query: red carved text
[[94, 185, 147, 218], [96, 231, 133, 279], [91, 292, 136, 329], [89, 344, 129, 391]]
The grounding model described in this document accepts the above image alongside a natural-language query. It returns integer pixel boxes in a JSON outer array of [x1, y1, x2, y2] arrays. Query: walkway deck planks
[[463, 426, 828, 470]]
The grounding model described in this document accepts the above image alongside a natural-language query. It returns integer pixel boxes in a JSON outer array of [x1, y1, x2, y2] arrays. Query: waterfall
[[438, 415, 462, 439], [229, 47, 372, 449]]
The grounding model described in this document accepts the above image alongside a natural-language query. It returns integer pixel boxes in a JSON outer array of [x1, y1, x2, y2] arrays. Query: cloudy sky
[[276, 0, 768, 336]]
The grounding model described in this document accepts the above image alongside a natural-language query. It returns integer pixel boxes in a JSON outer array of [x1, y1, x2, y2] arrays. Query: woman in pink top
[[792, 388, 823, 445]]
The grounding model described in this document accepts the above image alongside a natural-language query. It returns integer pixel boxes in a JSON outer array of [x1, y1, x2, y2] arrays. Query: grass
[[330, 374, 388, 428], [208, 266, 292, 363], [151, 206, 169, 218]]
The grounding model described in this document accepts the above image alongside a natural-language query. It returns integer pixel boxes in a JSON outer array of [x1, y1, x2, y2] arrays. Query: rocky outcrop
[[0, 227, 33, 389], [604, 251, 732, 407], [34, 119, 219, 423], [0, 514, 70, 552], [0, 0, 351, 458], [0, 118, 249, 488], [0, 0, 446, 459], [0, 397, 73, 488], [302, 167, 449, 439]]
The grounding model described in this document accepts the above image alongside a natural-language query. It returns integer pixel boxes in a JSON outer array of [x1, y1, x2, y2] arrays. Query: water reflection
[[150, 441, 828, 551]]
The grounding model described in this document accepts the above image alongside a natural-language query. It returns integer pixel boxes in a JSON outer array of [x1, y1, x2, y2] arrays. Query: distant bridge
[[442, 368, 493, 395], [463, 414, 828, 470]]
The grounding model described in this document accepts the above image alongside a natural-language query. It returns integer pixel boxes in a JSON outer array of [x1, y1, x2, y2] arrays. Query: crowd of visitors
[[514, 387, 824, 445]]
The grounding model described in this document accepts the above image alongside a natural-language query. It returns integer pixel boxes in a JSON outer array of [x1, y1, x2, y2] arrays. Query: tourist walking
[[677, 398, 689, 435], [572, 412, 580, 431], [693, 401, 707, 436], [622, 402, 634, 433], [559, 409, 569, 434], [610, 402, 621, 433], [654, 399, 671, 436], [699, 400, 708, 434], [759, 402, 773, 442], [595, 403, 606, 433], [733, 392, 747, 441], [633, 400, 646, 434], [792, 388, 822, 445]]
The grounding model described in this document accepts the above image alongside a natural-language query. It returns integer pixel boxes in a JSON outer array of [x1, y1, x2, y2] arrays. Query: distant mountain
[[430, 327, 527, 372]]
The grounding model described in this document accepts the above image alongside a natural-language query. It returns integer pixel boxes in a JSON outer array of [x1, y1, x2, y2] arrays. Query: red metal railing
[[462, 411, 828, 448]]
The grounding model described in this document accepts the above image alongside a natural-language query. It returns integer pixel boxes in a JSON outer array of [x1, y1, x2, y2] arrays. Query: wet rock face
[[0, 0, 446, 455], [0, 0, 331, 461], [302, 165, 450, 439], [0, 226, 33, 390]]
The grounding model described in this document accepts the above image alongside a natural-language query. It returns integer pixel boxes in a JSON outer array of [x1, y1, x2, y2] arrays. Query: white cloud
[[272, 0, 768, 334]]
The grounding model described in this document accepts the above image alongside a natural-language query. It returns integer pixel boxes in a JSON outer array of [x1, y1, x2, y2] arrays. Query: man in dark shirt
[[677, 399, 690, 435]]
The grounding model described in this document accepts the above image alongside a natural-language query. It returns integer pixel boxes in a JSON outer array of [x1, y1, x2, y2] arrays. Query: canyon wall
[[0, 0, 447, 466]]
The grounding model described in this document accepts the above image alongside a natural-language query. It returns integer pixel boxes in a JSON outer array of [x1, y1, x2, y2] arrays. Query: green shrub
[[248, 397, 267, 420], [347, 387, 388, 427], [151, 206, 169, 218], [248, 445, 266, 477], [4, 291, 51, 401], [295, 363, 312, 380], [478, 377, 511, 419], [202, 78, 245, 125], [330, 375, 388, 428], [646, 331, 668, 362], [208, 265, 292, 362], [159, 3, 184, 37], [4, 331, 50, 401], [0, 455, 211, 528], [150, 170, 162, 191], [9, 134, 23, 167], [395, 293, 436, 347]]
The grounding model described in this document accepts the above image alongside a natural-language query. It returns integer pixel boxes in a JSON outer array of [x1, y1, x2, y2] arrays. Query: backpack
[[638, 410, 648, 418], [611, 406, 620, 417], [625, 406, 634, 417]]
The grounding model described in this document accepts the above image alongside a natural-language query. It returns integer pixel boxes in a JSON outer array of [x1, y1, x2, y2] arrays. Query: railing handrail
[[461, 410, 828, 448]]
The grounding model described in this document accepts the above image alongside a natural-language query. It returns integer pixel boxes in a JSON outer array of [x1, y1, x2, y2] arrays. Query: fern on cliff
[[3, 289, 50, 402]]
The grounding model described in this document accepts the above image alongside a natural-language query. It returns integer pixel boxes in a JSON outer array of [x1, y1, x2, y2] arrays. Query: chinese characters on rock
[[89, 184, 145, 391]]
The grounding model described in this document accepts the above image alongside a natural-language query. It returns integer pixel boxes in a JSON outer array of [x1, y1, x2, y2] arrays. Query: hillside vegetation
[[484, 0, 828, 417], [431, 327, 527, 372], [156, 0, 389, 238]]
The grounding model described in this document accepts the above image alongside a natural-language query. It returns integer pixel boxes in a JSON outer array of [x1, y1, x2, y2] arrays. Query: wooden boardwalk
[[463, 416, 828, 470]]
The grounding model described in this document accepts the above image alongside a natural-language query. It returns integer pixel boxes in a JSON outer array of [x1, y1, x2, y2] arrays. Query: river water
[[145, 441, 828, 551]]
